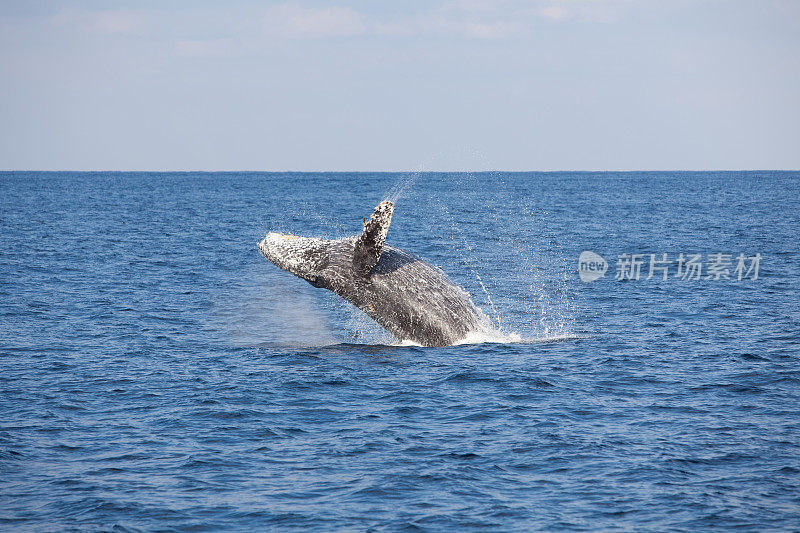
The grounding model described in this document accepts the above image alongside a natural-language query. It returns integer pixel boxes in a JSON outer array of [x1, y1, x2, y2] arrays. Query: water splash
[[341, 303, 395, 345], [384, 167, 422, 205], [434, 192, 504, 331], [410, 171, 575, 342], [218, 268, 339, 348]]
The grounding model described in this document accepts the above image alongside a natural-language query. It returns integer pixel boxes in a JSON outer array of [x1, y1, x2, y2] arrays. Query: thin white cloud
[[261, 2, 523, 40], [46, 1, 629, 49], [528, 0, 631, 23], [256, 1, 630, 42], [264, 4, 368, 38], [175, 38, 236, 58], [538, 4, 570, 21], [51, 7, 149, 35], [438, 0, 513, 16], [375, 16, 520, 39], [441, 0, 631, 24]]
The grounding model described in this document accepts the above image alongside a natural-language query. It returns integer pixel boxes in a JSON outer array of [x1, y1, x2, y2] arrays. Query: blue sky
[[1, 0, 798, 171]]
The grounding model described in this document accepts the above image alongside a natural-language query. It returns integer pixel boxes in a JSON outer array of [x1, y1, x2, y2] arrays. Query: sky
[[0, 0, 798, 171]]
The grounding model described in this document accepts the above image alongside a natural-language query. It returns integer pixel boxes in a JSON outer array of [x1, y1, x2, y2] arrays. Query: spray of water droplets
[[385, 170, 577, 344], [384, 169, 421, 205]]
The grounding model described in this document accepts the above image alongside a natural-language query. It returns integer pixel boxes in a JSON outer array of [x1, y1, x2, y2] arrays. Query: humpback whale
[[257, 201, 489, 347]]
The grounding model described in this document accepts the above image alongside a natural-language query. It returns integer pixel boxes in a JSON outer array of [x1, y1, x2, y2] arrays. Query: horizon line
[[2, 168, 799, 173]]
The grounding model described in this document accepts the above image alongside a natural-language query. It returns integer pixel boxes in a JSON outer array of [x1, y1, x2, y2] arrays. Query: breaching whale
[[257, 200, 489, 347]]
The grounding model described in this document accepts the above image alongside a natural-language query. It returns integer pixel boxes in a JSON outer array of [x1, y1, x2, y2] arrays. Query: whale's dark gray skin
[[257, 201, 488, 347]]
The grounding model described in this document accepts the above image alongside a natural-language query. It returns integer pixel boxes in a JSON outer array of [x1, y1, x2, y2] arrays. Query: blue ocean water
[[1, 171, 799, 531]]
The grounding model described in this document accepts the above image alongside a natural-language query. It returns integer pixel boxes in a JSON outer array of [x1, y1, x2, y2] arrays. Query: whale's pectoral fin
[[353, 200, 394, 276]]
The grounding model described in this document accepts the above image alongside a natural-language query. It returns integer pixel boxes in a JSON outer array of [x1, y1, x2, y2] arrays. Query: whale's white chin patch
[[258, 233, 329, 279]]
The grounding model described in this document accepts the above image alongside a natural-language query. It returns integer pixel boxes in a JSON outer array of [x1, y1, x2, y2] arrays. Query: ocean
[[1, 171, 798, 531]]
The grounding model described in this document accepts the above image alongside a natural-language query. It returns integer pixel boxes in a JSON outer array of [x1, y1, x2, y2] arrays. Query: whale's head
[[257, 232, 333, 288], [258, 201, 394, 289]]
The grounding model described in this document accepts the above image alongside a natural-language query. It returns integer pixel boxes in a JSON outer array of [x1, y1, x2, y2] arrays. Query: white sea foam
[[394, 339, 424, 347], [452, 328, 582, 346], [453, 329, 522, 345]]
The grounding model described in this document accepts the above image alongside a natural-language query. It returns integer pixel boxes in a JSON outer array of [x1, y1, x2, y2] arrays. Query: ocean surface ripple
[[1, 171, 799, 531]]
